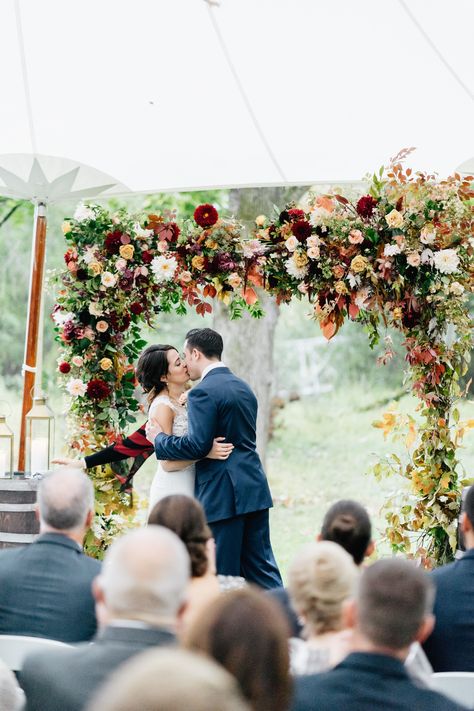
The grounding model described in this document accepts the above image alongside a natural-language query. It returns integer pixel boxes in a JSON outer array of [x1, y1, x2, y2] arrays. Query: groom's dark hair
[[185, 328, 223, 359]]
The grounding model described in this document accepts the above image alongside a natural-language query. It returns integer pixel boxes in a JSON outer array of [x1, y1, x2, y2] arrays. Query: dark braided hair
[[147, 495, 211, 578], [135, 344, 176, 406]]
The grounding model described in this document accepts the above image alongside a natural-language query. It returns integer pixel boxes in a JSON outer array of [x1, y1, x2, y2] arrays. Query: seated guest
[[0, 469, 100, 642], [20, 526, 190, 711], [184, 587, 291, 711], [287, 541, 358, 674], [423, 484, 474, 671], [270, 499, 373, 637], [291, 559, 464, 711], [148, 495, 221, 626], [86, 648, 251, 711]]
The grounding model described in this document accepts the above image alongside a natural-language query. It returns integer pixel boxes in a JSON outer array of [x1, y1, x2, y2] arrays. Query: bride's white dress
[[147, 394, 195, 512]]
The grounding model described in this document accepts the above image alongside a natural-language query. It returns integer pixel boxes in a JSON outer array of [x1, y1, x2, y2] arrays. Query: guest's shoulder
[[21, 643, 82, 680], [82, 552, 102, 572]]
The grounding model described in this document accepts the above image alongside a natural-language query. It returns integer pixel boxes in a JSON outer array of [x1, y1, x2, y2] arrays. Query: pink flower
[[116, 258, 127, 271], [157, 241, 168, 253], [83, 327, 95, 341], [407, 252, 421, 267], [349, 229, 364, 244]]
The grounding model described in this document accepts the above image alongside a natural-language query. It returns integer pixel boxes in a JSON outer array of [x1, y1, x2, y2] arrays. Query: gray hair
[[99, 526, 190, 621], [288, 541, 358, 635], [358, 558, 435, 649], [37, 469, 94, 532], [87, 648, 250, 711]]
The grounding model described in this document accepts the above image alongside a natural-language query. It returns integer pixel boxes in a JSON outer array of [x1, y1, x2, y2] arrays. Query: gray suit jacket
[[20, 624, 176, 711], [0, 533, 101, 642]]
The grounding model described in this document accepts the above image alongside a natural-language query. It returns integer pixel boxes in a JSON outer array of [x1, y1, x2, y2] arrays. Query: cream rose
[[88, 261, 103, 276], [449, 281, 464, 296], [406, 252, 421, 268], [255, 215, 267, 227], [96, 320, 109, 333], [101, 272, 117, 288], [307, 246, 320, 260], [119, 244, 134, 260], [227, 273, 242, 289], [385, 209, 404, 229], [99, 357, 113, 371], [180, 271, 192, 283], [293, 251, 309, 268], [89, 302, 103, 317], [420, 225, 436, 244], [285, 236, 298, 252], [350, 255, 370, 274]]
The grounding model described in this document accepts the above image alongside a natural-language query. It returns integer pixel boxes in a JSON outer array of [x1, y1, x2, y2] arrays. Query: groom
[[146, 327, 282, 590]]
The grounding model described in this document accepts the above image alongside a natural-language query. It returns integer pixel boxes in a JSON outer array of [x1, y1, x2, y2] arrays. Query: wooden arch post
[[18, 201, 47, 472]]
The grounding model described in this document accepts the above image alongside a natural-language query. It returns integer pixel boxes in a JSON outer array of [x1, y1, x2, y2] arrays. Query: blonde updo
[[288, 541, 358, 636]]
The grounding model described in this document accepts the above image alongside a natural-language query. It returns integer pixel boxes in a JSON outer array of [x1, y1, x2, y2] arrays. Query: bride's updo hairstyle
[[136, 344, 175, 406], [148, 495, 211, 578]]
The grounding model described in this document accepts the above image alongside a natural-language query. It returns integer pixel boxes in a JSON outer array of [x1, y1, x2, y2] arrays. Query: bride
[[53, 344, 233, 509]]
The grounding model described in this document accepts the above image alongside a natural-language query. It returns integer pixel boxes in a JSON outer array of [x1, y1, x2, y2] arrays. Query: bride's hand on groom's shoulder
[[145, 418, 162, 444]]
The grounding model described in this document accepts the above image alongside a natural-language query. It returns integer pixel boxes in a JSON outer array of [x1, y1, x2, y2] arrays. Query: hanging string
[[398, 0, 473, 103], [14, 0, 38, 153], [204, 1, 288, 181]]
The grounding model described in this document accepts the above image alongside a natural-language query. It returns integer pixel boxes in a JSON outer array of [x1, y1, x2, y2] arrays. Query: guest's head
[[184, 328, 223, 379], [148, 495, 212, 578], [184, 588, 291, 711], [87, 648, 250, 711], [461, 485, 474, 549], [346, 558, 435, 659], [288, 541, 358, 638], [93, 526, 190, 629], [320, 499, 374, 564], [37, 469, 94, 544], [136, 344, 189, 405]]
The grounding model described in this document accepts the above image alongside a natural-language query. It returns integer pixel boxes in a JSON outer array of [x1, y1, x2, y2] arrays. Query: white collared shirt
[[201, 361, 226, 380]]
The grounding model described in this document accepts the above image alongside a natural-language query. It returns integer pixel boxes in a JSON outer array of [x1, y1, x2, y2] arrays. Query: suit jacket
[[20, 624, 176, 711], [291, 652, 465, 711], [154, 367, 273, 523], [0, 533, 100, 642], [423, 548, 474, 671]]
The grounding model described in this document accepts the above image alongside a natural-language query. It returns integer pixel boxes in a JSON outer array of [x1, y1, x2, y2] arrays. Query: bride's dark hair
[[136, 344, 176, 406]]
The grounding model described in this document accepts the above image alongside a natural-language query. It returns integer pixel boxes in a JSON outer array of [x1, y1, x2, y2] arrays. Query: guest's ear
[[415, 614, 435, 644], [461, 511, 472, 535], [316, 533, 323, 542], [365, 540, 375, 558], [175, 601, 189, 639], [85, 509, 94, 529], [342, 599, 357, 629]]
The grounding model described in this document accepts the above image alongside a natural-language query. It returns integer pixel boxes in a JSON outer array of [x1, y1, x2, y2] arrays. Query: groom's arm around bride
[[146, 328, 282, 590]]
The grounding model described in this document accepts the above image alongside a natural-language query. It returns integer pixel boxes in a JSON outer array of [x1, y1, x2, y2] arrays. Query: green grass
[[266, 385, 474, 579]]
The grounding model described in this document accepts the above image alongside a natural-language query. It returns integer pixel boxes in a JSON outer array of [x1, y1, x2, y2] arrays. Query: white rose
[[449, 281, 464, 296], [306, 235, 321, 248], [285, 236, 298, 252], [421, 249, 434, 265], [101, 271, 117, 288], [406, 252, 421, 267], [88, 302, 103, 317], [307, 246, 320, 260], [420, 226, 436, 244], [52, 310, 74, 326], [385, 209, 404, 229], [73, 203, 95, 222], [66, 378, 87, 397], [433, 249, 460, 275], [134, 224, 154, 239], [384, 244, 401, 257]]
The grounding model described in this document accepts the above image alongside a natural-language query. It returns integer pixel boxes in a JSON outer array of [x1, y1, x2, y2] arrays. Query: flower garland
[[52, 203, 262, 555], [252, 152, 473, 565]]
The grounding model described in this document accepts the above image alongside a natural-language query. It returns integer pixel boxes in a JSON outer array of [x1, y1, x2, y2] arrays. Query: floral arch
[[53, 152, 474, 563]]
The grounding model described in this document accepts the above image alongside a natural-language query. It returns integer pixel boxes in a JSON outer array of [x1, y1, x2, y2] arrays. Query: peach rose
[[96, 320, 109, 333], [307, 246, 320, 260], [88, 261, 102, 276], [285, 236, 299, 252], [180, 271, 192, 283], [349, 229, 364, 244], [191, 256, 205, 271], [332, 264, 345, 278], [227, 273, 242, 289], [72, 356, 84, 367], [255, 215, 267, 227], [99, 357, 113, 371], [407, 252, 421, 267], [62, 221, 72, 234], [385, 209, 404, 229], [119, 244, 134, 260]]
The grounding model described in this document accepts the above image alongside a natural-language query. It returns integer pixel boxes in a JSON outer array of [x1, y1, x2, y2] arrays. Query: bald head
[[37, 468, 94, 534], [97, 526, 190, 624]]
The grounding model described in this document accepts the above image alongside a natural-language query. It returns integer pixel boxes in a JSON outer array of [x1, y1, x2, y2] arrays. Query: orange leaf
[[243, 287, 258, 305]]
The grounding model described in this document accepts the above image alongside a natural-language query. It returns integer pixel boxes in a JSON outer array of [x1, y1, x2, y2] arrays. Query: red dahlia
[[194, 204, 218, 229], [291, 220, 313, 241], [288, 208, 305, 221], [130, 302, 144, 315], [58, 362, 71, 374], [86, 379, 111, 401], [104, 231, 123, 254], [356, 195, 377, 219]]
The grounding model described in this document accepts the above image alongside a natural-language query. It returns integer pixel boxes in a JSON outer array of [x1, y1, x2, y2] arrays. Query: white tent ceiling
[[1, 0, 473, 194]]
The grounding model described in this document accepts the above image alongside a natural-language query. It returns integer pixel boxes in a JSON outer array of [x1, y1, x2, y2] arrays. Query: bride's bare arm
[[151, 403, 196, 472]]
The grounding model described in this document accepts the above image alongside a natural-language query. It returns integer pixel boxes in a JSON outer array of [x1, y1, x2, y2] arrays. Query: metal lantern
[[0, 415, 14, 478], [25, 396, 54, 476]]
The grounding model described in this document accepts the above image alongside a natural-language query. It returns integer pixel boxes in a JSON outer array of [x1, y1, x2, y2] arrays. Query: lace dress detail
[[147, 395, 195, 512]]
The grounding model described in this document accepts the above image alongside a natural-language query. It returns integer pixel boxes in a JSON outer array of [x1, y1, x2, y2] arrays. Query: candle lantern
[[25, 396, 54, 476], [0, 415, 14, 478]]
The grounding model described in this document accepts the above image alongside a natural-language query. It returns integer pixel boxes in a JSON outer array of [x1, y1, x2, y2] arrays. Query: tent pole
[[18, 201, 47, 472]]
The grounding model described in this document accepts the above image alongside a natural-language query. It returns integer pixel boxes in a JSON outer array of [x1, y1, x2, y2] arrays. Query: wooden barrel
[[0, 478, 40, 548]]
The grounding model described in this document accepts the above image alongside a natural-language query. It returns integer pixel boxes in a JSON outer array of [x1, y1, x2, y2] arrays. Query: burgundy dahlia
[[104, 231, 123, 254], [291, 220, 312, 241], [130, 302, 144, 315], [141, 250, 154, 264], [86, 379, 111, 401], [58, 362, 71, 374], [356, 195, 377, 219], [288, 208, 305, 221], [194, 204, 218, 229]]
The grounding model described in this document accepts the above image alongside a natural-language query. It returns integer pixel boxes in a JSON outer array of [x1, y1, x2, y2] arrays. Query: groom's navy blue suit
[[154, 366, 282, 589]]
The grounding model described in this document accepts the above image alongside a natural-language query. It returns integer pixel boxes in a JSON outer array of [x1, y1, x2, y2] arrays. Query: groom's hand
[[145, 418, 162, 444]]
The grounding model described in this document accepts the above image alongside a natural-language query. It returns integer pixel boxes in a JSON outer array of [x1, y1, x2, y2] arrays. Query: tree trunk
[[213, 186, 309, 466]]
